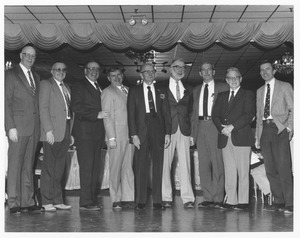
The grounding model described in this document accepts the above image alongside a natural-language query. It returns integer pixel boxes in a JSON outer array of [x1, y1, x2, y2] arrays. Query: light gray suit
[[101, 84, 134, 204]]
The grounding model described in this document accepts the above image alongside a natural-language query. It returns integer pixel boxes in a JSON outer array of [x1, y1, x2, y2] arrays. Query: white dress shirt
[[169, 77, 185, 102], [143, 82, 157, 113]]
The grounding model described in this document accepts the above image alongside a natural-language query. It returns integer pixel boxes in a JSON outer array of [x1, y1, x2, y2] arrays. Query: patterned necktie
[[60, 82, 71, 118], [27, 70, 36, 96], [227, 91, 235, 113], [147, 86, 156, 116], [120, 85, 128, 95], [176, 81, 181, 101], [203, 84, 208, 117], [94, 81, 100, 91], [264, 83, 271, 119]]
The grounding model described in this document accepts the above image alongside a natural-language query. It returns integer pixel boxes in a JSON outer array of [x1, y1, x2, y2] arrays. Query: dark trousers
[[7, 130, 39, 209], [40, 122, 70, 205], [134, 114, 164, 204], [260, 122, 293, 206], [76, 138, 104, 206]]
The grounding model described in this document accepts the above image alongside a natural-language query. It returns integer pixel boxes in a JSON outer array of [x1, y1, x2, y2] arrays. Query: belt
[[198, 116, 212, 121], [263, 119, 274, 124]]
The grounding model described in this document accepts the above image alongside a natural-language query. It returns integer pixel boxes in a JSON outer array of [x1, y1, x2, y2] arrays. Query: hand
[[288, 130, 294, 141], [46, 131, 55, 145], [164, 135, 171, 148], [255, 139, 260, 149], [97, 111, 109, 119], [189, 137, 194, 146], [8, 128, 18, 142], [221, 124, 234, 137], [70, 136, 75, 146], [132, 135, 140, 150], [108, 139, 117, 149]]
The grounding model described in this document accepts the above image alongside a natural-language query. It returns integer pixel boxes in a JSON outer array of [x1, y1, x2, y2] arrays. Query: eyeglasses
[[226, 76, 241, 81], [22, 53, 36, 59], [86, 67, 101, 72], [141, 70, 156, 74], [171, 65, 186, 70], [53, 68, 67, 73]]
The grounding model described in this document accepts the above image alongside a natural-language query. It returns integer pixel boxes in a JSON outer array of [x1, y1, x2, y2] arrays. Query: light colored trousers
[[162, 128, 195, 204], [108, 139, 134, 204], [222, 135, 251, 205]]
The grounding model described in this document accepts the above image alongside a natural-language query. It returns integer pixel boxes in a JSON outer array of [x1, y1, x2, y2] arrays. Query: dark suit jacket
[[212, 87, 255, 149], [39, 77, 72, 142], [127, 84, 171, 145], [191, 81, 229, 143], [166, 82, 193, 136], [71, 77, 104, 141], [5, 64, 40, 136]]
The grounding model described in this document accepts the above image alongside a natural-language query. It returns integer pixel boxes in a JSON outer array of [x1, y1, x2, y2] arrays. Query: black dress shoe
[[10, 207, 21, 215], [153, 203, 166, 210], [220, 203, 236, 209], [234, 204, 249, 210], [80, 204, 101, 211], [112, 202, 122, 210], [20, 207, 29, 213], [121, 201, 135, 209], [263, 203, 285, 212], [135, 203, 145, 210], [162, 201, 172, 208], [198, 201, 214, 208], [27, 205, 44, 213]]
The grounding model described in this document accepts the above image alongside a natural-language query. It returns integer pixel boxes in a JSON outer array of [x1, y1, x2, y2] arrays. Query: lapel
[[138, 84, 147, 113], [84, 77, 101, 97], [271, 79, 279, 108], [16, 65, 33, 95], [228, 88, 243, 113], [154, 85, 162, 109], [50, 78, 66, 108]]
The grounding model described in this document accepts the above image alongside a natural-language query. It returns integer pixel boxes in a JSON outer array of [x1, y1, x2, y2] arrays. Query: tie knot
[[267, 83, 270, 88], [205, 83, 208, 88], [147, 86, 151, 90], [60, 82, 64, 86], [231, 91, 234, 95]]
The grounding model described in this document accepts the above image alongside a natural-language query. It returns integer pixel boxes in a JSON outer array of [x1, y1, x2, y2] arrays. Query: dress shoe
[[135, 203, 145, 210], [43, 204, 56, 212], [263, 203, 285, 212], [213, 202, 223, 208], [54, 204, 72, 210], [112, 202, 122, 210], [184, 201, 195, 208], [10, 207, 21, 215], [153, 203, 166, 210], [198, 201, 214, 208], [284, 206, 293, 214], [27, 205, 44, 213], [220, 203, 236, 209], [80, 204, 101, 211], [234, 204, 249, 210], [20, 207, 29, 213], [121, 201, 135, 209], [162, 201, 172, 208]]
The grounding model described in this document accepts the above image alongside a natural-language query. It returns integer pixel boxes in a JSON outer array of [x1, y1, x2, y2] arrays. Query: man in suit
[[191, 62, 229, 208], [212, 67, 255, 210], [161, 59, 195, 208], [71, 61, 109, 211], [5, 46, 43, 214], [39, 62, 72, 211], [127, 63, 171, 210], [101, 67, 135, 210], [256, 59, 293, 214]]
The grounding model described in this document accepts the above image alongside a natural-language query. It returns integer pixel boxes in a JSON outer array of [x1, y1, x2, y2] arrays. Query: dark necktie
[[60, 82, 71, 118], [176, 81, 181, 101], [203, 84, 208, 117], [120, 85, 128, 95], [264, 83, 271, 119], [27, 70, 36, 96], [94, 81, 100, 91], [147, 86, 156, 116], [227, 91, 235, 112]]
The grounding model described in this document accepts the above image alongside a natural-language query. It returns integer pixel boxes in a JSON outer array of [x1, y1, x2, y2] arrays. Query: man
[[256, 59, 293, 214], [161, 59, 195, 208], [39, 62, 72, 211], [101, 67, 135, 210], [212, 67, 255, 210], [5, 46, 43, 214], [71, 61, 109, 210], [191, 62, 229, 208], [127, 63, 171, 210]]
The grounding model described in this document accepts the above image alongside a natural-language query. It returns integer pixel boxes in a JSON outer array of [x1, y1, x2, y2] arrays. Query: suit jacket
[[5, 64, 40, 136], [127, 84, 171, 145], [191, 81, 229, 142], [71, 77, 105, 141], [101, 84, 129, 141], [166, 81, 193, 136], [256, 79, 293, 143], [212, 88, 255, 149], [39, 77, 72, 142]]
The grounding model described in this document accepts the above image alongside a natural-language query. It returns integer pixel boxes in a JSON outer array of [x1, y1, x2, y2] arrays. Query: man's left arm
[[285, 84, 294, 139]]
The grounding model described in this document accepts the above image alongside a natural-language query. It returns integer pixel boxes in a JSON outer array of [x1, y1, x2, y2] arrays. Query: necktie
[[94, 82, 100, 91], [227, 91, 235, 113], [120, 85, 128, 95], [264, 83, 271, 119], [203, 84, 208, 117], [27, 70, 36, 96], [176, 81, 181, 101], [147, 86, 156, 116], [60, 82, 71, 118]]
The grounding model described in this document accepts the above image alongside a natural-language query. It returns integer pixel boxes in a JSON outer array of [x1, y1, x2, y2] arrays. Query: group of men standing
[[5, 46, 293, 215]]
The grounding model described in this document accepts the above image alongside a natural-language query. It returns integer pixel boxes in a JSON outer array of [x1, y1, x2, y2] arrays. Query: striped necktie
[[27, 70, 36, 96]]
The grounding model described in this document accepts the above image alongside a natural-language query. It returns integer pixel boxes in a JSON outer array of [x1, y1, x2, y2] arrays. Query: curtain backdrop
[[5, 22, 293, 51]]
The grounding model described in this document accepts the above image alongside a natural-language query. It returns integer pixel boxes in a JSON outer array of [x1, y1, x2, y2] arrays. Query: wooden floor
[[4, 189, 294, 233]]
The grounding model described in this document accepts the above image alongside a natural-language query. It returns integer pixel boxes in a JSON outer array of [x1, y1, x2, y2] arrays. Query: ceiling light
[[274, 52, 294, 74], [129, 16, 136, 26], [141, 16, 148, 25]]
